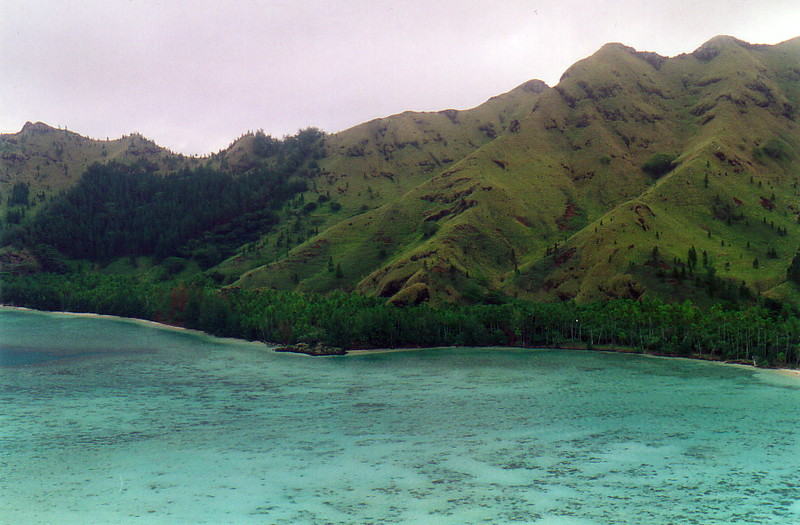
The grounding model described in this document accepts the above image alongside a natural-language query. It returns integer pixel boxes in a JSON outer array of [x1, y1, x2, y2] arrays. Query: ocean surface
[[2, 307, 800, 524]]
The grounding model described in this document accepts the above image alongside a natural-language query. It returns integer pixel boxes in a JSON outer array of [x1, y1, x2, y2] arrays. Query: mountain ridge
[[3, 35, 800, 309], [231, 35, 800, 306]]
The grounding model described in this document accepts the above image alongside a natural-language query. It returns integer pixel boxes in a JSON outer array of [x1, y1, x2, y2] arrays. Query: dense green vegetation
[[755, 138, 791, 162], [641, 153, 678, 178], [788, 251, 800, 285], [2, 129, 324, 266], [7, 182, 30, 207], [3, 272, 799, 368]]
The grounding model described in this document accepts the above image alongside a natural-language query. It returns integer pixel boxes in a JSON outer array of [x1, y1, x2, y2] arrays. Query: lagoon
[[2, 307, 800, 523]]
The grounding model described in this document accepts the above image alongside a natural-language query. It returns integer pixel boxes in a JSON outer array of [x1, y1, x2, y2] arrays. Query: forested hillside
[[2, 129, 324, 274], [0, 122, 198, 225]]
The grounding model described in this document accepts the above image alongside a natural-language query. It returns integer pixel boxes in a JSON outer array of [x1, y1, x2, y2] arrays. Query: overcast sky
[[1, 0, 799, 155]]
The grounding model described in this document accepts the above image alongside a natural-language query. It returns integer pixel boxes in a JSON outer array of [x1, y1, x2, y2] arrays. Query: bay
[[2, 307, 800, 524]]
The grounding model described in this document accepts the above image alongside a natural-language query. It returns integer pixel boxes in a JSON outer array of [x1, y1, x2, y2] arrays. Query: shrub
[[757, 138, 789, 161], [162, 256, 187, 276], [642, 154, 677, 178], [788, 251, 800, 285], [421, 221, 439, 239]]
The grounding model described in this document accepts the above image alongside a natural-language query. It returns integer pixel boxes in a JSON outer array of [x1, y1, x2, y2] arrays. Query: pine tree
[[788, 251, 800, 285], [687, 246, 697, 272]]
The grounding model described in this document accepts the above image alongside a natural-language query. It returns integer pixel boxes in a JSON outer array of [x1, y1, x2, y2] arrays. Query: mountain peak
[[692, 35, 764, 61], [20, 121, 57, 135], [511, 79, 549, 94], [703, 35, 746, 46], [559, 42, 668, 82], [598, 41, 632, 51]]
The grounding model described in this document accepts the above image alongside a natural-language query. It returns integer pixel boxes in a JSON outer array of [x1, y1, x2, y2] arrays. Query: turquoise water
[[2, 308, 800, 524]]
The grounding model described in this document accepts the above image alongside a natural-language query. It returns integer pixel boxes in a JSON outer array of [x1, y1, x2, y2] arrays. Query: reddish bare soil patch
[[554, 247, 577, 266], [513, 215, 532, 227], [556, 202, 578, 230]]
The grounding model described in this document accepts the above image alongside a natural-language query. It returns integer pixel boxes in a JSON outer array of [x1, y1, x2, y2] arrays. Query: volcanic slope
[[235, 36, 800, 306]]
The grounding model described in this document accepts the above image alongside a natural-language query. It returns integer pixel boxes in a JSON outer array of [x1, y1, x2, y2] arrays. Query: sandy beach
[[774, 368, 800, 378], [345, 346, 457, 356], [347, 343, 800, 381]]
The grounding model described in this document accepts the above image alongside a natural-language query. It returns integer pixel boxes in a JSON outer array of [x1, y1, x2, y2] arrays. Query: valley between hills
[[3, 35, 800, 363]]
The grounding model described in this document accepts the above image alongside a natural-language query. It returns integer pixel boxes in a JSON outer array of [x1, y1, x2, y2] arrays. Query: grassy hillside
[[217, 80, 547, 282], [520, 36, 800, 304], [234, 36, 800, 307]]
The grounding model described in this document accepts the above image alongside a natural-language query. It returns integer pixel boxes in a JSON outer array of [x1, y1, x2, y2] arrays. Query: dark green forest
[[3, 128, 324, 266], [3, 272, 799, 367]]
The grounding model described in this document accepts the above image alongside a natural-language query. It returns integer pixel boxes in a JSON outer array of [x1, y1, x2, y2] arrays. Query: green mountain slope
[[519, 36, 800, 304], [216, 80, 547, 280], [320, 79, 548, 207], [235, 36, 800, 306]]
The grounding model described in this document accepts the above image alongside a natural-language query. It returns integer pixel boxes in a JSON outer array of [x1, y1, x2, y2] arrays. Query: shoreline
[[1, 304, 205, 335], [3, 305, 799, 377], [343, 344, 800, 378], [345, 347, 452, 356], [0, 304, 267, 349]]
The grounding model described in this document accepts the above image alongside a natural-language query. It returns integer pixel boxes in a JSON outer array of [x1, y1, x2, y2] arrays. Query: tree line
[[3, 272, 799, 368]]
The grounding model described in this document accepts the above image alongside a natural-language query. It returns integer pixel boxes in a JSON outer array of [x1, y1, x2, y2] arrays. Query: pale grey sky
[[1, 0, 798, 155]]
